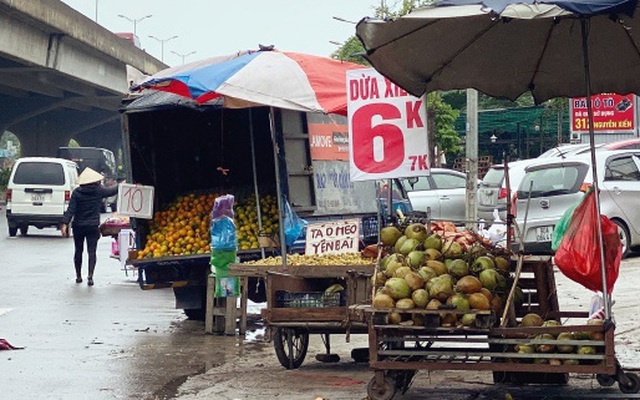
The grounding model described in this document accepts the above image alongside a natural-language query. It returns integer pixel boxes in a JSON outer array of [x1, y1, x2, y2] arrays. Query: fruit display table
[[229, 262, 374, 369], [363, 256, 639, 400]]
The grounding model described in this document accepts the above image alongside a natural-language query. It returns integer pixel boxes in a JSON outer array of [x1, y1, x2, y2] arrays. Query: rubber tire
[[613, 219, 630, 259], [619, 373, 640, 394], [273, 328, 309, 369], [367, 376, 396, 400], [19, 225, 28, 236], [8, 226, 17, 237], [596, 374, 616, 387], [110, 202, 117, 212]]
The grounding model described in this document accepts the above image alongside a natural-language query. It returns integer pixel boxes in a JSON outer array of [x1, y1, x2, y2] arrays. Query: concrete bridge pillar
[[12, 128, 72, 157]]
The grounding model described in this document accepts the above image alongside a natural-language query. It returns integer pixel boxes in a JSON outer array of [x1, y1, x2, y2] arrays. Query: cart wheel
[[367, 375, 396, 400], [618, 372, 640, 394], [273, 328, 309, 369], [596, 374, 616, 387]]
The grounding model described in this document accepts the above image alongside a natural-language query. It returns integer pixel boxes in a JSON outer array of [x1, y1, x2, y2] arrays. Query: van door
[[10, 161, 68, 216]]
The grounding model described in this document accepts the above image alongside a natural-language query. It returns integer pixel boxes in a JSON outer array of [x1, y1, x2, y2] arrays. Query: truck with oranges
[[121, 101, 379, 319]]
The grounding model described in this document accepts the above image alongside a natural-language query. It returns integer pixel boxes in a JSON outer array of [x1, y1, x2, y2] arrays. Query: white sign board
[[116, 183, 155, 219], [347, 68, 429, 181], [304, 218, 360, 256]]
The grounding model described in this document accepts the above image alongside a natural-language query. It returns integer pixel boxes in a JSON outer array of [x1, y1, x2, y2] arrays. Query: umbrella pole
[[581, 19, 611, 320], [248, 109, 266, 260], [269, 107, 288, 269]]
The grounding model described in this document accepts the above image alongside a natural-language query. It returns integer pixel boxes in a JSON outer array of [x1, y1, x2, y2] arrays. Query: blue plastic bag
[[283, 198, 306, 246], [210, 195, 237, 252]]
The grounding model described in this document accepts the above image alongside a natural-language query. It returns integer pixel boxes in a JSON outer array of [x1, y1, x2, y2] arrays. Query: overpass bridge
[[0, 0, 167, 157]]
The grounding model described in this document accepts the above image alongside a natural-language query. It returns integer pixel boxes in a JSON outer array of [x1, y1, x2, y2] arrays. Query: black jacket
[[63, 183, 119, 227]]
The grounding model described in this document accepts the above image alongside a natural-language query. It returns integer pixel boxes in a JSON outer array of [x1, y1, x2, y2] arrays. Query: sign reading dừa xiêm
[[304, 219, 360, 256]]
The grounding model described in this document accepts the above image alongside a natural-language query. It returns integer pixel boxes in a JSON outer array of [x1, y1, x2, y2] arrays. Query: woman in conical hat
[[62, 167, 119, 286]]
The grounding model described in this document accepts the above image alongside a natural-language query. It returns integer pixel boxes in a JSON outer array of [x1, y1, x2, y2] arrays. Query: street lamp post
[[170, 50, 197, 64], [149, 35, 178, 63], [117, 14, 152, 36]]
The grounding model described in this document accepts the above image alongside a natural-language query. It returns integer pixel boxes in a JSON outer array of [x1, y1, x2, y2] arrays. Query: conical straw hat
[[77, 167, 103, 185]]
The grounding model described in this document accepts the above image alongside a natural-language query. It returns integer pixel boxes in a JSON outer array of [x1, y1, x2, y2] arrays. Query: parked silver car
[[399, 168, 469, 221], [514, 149, 640, 257], [478, 159, 540, 223]]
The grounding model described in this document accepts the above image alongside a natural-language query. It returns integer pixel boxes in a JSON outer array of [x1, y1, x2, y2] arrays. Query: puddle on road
[[123, 311, 269, 399]]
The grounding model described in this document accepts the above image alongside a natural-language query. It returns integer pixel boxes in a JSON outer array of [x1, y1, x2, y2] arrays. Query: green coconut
[[372, 293, 395, 309], [394, 235, 408, 253], [455, 275, 483, 294], [384, 255, 405, 278], [417, 266, 437, 283], [556, 332, 575, 353], [424, 248, 443, 261], [471, 255, 495, 274], [425, 260, 447, 276], [384, 277, 412, 300], [423, 234, 443, 251], [406, 250, 425, 269], [380, 226, 403, 247], [428, 276, 454, 302], [447, 259, 469, 278], [441, 240, 463, 258], [399, 238, 421, 256], [395, 298, 416, 309], [394, 266, 413, 279], [479, 268, 500, 291], [461, 313, 477, 327], [447, 293, 470, 311], [404, 271, 426, 292], [404, 223, 428, 242], [411, 288, 429, 308], [494, 256, 511, 274]]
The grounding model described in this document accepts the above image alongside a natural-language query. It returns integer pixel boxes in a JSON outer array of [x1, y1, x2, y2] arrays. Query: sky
[[60, 1, 378, 66]]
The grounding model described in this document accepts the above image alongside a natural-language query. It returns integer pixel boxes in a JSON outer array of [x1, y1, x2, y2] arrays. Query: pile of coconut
[[372, 222, 521, 327]]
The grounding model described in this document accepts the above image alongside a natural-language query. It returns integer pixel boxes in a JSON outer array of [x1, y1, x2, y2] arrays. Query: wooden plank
[[268, 307, 347, 322], [228, 263, 374, 278]]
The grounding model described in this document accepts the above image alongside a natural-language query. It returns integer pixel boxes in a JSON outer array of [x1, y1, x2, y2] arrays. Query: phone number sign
[[570, 93, 635, 133], [347, 68, 429, 181]]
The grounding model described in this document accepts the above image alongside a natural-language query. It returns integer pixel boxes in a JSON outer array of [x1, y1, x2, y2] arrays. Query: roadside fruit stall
[[359, 220, 640, 400], [121, 101, 378, 319]]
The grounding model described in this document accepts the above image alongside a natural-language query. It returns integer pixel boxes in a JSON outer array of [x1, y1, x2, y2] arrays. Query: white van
[[5, 157, 79, 237]]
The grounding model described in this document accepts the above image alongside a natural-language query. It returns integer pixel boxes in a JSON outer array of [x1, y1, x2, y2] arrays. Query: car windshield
[[481, 168, 504, 187], [13, 162, 65, 185], [517, 164, 588, 199]]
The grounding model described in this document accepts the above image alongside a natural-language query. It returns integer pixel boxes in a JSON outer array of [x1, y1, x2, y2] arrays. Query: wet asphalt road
[[0, 209, 252, 400]]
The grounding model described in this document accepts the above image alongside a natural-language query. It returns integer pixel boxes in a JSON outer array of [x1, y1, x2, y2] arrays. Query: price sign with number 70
[[116, 183, 155, 219], [347, 68, 429, 182]]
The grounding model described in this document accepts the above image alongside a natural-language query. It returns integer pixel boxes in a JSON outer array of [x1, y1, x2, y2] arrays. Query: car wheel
[[613, 219, 630, 259], [110, 203, 117, 213], [8, 226, 17, 237], [19, 225, 29, 236]]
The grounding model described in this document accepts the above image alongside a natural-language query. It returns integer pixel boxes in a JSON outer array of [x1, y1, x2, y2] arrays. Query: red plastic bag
[[553, 190, 621, 293]]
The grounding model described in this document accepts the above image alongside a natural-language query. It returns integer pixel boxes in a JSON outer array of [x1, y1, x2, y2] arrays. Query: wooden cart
[[242, 263, 375, 369], [362, 256, 640, 400]]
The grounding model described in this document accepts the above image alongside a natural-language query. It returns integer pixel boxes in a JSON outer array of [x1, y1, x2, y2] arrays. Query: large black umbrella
[[357, 0, 640, 319]]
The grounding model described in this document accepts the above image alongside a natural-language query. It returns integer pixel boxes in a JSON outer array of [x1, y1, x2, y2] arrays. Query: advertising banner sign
[[347, 68, 429, 181], [571, 93, 635, 134]]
